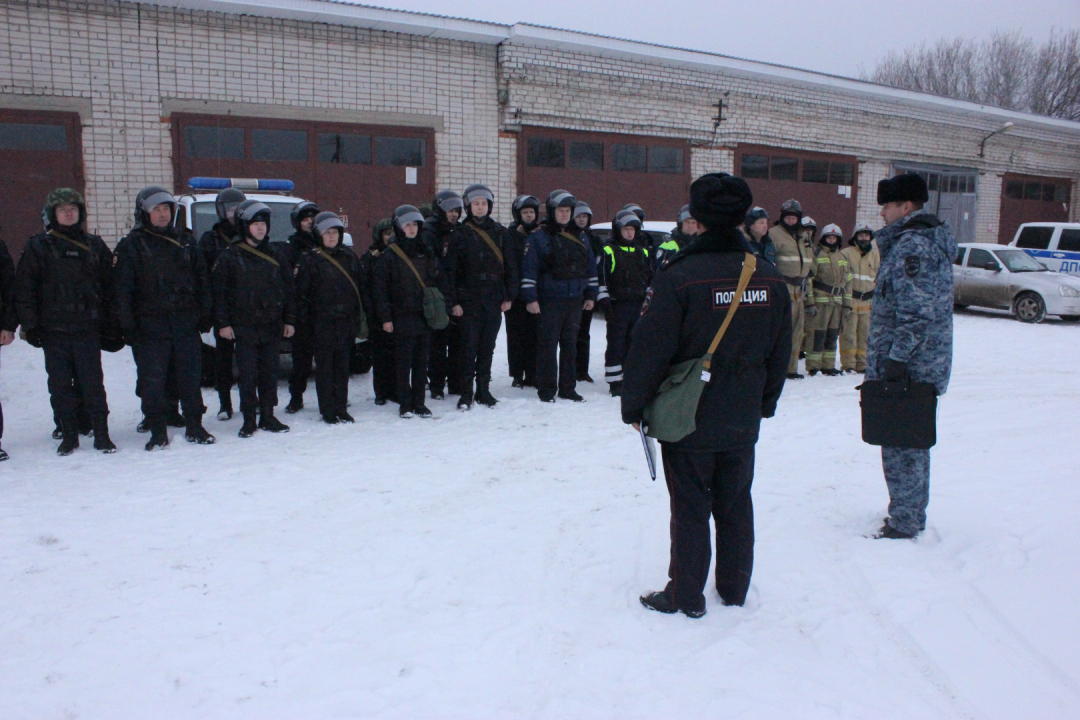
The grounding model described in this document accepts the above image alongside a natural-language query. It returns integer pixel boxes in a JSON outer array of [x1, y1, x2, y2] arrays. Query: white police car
[[1008, 222, 1080, 276]]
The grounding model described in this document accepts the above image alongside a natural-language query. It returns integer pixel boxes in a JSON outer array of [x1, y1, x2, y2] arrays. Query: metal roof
[[144, 0, 1080, 135]]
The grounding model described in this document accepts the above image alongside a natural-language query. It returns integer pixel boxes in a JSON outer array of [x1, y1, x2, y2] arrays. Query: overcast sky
[[366, 0, 1080, 78]]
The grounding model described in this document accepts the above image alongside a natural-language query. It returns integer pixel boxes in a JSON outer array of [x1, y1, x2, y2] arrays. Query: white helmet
[[820, 223, 843, 241]]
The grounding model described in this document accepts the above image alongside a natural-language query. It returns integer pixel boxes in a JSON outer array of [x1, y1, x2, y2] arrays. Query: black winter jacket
[[199, 222, 238, 274], [13, 227, 115, 335], [447, 216, 519, 305], [281, 230, 320, 272], [622, 227, 792, 450], [0, 239, 16, 332], [211, 239, 296, 330], [295, 244, 363, 326], [114, 225, 212, 340], [373, 236, 450, 336], [359, 243, 387, 323]]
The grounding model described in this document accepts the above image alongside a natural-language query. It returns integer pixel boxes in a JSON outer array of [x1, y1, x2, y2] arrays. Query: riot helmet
[[214, 187, 247, 225], [432, 190, 464, 223], [613, 209, 642, 240], [313, 211, 345, 247], [134, 186, 177, 228], [235, 199, 272, 241], [43, 187, 87, 228], [463, 184, 494, 218], [290, 201, 320, 231], [622, 203, 646, 223], [394, 204, 425, 233], [545, 190, 577, 222], [512, 195, 541, 228]]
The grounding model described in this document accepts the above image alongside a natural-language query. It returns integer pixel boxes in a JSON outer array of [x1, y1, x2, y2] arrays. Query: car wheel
[[953, 303, 968, 311], [1013, 292, 1046, 323]]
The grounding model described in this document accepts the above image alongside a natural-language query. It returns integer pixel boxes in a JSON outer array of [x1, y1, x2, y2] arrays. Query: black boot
[[808, 369, 819, 377], [52, 420, 63, 440], [56, 421, 79, 456], [284, 395, 304, 414], [259, 414, 290, 433], [511, 375, 525, 389], [787, 372, 804, 380], [558, 390, 585, 402], [166, 407, 186, 428], [145, 422, 169, 451], [337, 411, 355, 423], [475, 378, 497, 407], [639, 590, 705, 619], [457, 389, 473, 411], [322, 412, 340, 425], [136, 418, 150, 433], [217, 393, 233, 421], [0, 447, 8, 462], [92, 415, 117, 453], [184, 417, 216, 444], [77, 411, 94, 437], [238, 413, 258, 438]]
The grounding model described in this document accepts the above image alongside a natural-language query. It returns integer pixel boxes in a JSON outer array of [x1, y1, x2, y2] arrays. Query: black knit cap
[[877, 172, 930, 205], [689, 173, 754, 229]]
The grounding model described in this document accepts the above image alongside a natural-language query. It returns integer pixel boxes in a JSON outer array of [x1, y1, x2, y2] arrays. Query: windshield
[[189, 200, 299, 244], [995, 249, 1047, 272]]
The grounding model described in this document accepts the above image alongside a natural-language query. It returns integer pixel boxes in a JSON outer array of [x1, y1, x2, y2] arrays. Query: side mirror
[[985, 260, 1002, 272]]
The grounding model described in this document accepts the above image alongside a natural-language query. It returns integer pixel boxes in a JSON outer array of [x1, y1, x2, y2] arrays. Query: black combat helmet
[[511, 195, 540, 227], [779, 199, 803, 222], [622, 203, 646, 223], [290, 201, 320, 231], [235, 199, 272, 241], [134, 186, 177, 228], [214, 187, 247, 224], [612, 209, 642, 238], [545, 190, 577, 222], [432, 190, 464, 223], [463, 184, 494, 217]]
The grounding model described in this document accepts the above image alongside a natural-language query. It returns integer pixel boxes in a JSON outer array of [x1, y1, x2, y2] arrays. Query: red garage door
[[999, 173, 1071, 244], [736, 145, 859, 238], [172, 114, 435, 252], [0, 109, 84, 260], [518, 127, 690, 223]]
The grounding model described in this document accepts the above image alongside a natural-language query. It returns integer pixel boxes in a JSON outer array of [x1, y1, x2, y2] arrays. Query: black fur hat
[[689, 173, 754, 229], [877, 173, 929, 205]]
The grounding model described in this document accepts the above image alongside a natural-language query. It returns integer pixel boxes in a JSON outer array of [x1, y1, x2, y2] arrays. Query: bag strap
[[388, 242, 427, 289], [315, 248, 363, 309], [470, 223, 504, 264], [558, 231, 587, 249], [47, 229, 90, 253], [236, 241, 280, 267], [702, 253, 757, 372], [143, 228, 185, 250]]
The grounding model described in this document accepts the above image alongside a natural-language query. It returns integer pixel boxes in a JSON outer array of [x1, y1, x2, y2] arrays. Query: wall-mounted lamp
[[978, 121, 1014, 158]]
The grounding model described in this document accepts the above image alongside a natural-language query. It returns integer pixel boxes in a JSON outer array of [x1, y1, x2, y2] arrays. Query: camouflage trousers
[[840, 298, 871, 372], [882, 446, 930, 536]]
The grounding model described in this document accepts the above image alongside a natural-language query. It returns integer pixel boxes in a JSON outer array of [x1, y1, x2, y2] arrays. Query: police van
[[176, 178, 369, 376], [1009, 222, 1080, 276]]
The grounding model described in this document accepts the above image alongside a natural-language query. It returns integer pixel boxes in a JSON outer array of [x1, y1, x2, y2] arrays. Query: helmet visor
[[437, 196, 464, 213]]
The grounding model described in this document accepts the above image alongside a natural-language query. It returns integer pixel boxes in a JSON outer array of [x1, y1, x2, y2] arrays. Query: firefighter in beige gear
[[840, 224, 879, 374], [806, 224, 852, 376], [798, 215, 819, 362], [767, 199, 815, 379]]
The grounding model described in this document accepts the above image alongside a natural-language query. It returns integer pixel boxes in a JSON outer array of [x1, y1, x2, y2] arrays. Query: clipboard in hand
[[639, 423, 657, 481]]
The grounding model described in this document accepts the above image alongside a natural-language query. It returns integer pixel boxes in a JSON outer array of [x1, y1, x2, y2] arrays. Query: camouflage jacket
[[865, 209, 958, 395]]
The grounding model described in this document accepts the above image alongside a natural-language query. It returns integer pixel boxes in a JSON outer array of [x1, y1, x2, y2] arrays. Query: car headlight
[[1059, 285, 1080, 298]]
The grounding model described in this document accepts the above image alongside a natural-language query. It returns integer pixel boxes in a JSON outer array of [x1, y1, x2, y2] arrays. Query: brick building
[[1, 0, 1077, 257]]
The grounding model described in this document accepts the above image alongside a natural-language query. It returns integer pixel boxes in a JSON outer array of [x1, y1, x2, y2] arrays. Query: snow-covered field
[[1, 310, 1078, 719]]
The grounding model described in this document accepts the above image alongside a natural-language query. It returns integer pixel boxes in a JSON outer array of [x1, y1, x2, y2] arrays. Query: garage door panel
[[999, 172, 1071, 244]]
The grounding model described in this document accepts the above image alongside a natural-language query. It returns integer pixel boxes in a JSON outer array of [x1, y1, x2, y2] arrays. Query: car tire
[[953, 303, 968, 311], [1013, 292, 1046, 323]]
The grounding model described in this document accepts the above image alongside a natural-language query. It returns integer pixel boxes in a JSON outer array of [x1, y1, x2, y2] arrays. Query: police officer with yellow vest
[[806, 224, 852, 376], [597, 209, 651, 397], [767, 199, 814, 379], [840, 225, 880, 374]]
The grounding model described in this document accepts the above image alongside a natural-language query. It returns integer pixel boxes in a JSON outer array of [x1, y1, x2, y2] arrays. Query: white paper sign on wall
[[406, 167, 418, 185]]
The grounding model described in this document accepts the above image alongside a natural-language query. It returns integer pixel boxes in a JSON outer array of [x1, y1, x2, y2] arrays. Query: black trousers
[[458, 296, 503, 389], [396, 332, 431, 410], [660, 444, 756, 612], [41, 331, 109, 424], [428, 321, 461, 394], [536, 297, 582, 397], [213, 328, 235, 403], [288, 321, 315, 399], [370, 326, 396, 401], [505, 299, 537, 382], [234, 325, 281, 417], [604, 300, 641, 385], [314, 317, 354, 416], [133, 327, 205, 425], [576, 306, 594, 377]]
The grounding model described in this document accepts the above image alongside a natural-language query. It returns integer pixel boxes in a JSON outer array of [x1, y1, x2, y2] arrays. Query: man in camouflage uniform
[[806, 224, 851, 376], [840, 225, 879, 373], [867, 173, 957, 540], [767, 199, 815, 379]]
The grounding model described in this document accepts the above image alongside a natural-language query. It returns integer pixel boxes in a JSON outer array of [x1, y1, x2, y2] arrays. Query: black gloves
[[883, 359, 908, 382]]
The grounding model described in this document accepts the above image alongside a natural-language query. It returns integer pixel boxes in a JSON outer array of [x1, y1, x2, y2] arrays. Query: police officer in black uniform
[[572, 201, 602, 384], [447, 184, 518, 410], [623, 173, 792, 618], [115, 186, 215, 450], [295, 211, 363, 424], [361, 218, 396, 405], [282, 200, 320, 414], [212, 199, 296, 438], [421, 190, 464, 400], [14, 188, 118, 455], [0, 235, 16, 461], [597, 209, 652, 397], [505, 194, 540, 388], [198, 187, 246, 420]]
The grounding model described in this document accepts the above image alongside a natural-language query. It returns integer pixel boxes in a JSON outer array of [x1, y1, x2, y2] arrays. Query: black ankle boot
[[475, 378, 497, 407], [145, 422, 169, 451], [185, 417, 216, 444], [57, 421, 79, 456], [92, 415, 117, 453], [238, 413, 258, 438]]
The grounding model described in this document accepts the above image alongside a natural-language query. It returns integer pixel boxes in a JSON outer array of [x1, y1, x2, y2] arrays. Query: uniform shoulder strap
[[47, 229, 90, 253], [388, 242, 427, 288], [703, 253, 757, 373], [315, 249, 363, 308], [469, 224, 504, 264], [142, 228, 185, 250], [558, 231, 586, 249], [236, 241, 280, 267]]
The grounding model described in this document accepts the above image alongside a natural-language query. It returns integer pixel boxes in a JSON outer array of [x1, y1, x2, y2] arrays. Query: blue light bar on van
[[187, 177, 295, 192]]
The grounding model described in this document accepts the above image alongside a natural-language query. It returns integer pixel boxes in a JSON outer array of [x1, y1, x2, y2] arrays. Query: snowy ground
[[1, 309, 1079, 719]]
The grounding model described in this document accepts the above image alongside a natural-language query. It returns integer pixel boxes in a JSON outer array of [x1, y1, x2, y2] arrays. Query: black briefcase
[[858, 379, 938, 449]]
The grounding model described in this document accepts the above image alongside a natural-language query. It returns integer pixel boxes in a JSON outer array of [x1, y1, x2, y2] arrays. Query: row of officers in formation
[[0, 182, 879, 459]]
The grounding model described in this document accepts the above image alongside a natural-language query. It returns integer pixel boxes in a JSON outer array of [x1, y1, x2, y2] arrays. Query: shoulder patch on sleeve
[[904, 255, 920, 278]]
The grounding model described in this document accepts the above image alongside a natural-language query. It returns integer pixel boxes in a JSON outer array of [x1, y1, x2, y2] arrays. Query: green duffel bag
[[423, 286, 449, 331], [643, 253, 757, 443]]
